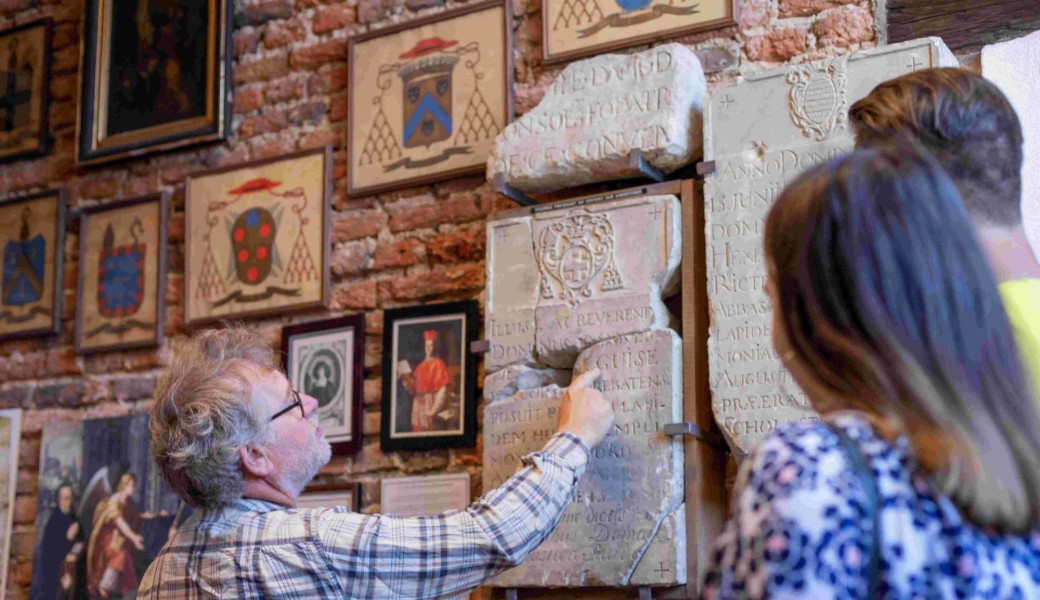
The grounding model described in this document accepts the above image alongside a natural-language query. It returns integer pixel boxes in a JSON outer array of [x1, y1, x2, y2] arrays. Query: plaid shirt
[[137, 432, 589, 599]]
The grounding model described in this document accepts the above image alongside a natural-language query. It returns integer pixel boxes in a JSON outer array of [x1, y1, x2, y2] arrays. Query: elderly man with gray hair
[[137, 326, 614, 599]]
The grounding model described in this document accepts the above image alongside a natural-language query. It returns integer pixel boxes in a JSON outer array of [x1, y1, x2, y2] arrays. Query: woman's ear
[[239, 443, 274, 478]]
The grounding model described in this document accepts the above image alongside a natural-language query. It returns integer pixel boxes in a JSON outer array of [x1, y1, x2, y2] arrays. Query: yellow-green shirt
[[1000, 278, 1040, 400]]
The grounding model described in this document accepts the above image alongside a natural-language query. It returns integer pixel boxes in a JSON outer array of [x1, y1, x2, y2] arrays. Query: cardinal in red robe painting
[[410, 330, 452, 432]]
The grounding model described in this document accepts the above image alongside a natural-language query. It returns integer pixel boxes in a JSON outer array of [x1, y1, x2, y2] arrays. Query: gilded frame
[[76, 0, 231, 166]]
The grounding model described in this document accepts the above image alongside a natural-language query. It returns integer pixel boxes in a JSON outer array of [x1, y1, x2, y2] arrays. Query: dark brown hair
[[765, 145, 1040, 532], [849, 68, 1023, 228]]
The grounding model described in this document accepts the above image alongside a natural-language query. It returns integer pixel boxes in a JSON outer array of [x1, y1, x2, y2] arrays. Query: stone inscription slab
[[484, 329, 686, 587], [488, 43, 706, 193], [483, 365, 571, 403], [486, 194, 681, 370], [705, 38, 957, 453], [982, 31, 1040, 261]]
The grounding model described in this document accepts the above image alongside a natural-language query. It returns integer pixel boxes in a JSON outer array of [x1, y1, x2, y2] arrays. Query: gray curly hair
[[150, 326, 277, 509]]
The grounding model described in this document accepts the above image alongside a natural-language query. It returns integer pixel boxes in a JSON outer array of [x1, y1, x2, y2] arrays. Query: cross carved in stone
[[720, 94, 735, 109], [906, 55, 924, 72], [654, 562, 670, 578]]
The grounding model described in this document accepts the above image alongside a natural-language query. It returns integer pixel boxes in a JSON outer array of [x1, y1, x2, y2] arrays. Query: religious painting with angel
[[30, 415, 191, 600], [347, 0, 513, 196], [75, 194, 167, 354], [281, 314, 365, 455], [381, 301, 478, 452], [185, 147, 331, 325]]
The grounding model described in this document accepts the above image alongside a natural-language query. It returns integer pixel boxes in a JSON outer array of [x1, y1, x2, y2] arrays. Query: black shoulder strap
[[826, 422, 881, 599]]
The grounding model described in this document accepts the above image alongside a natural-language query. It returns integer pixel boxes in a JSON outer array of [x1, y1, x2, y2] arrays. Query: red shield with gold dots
[[231, 208, 275, 285]]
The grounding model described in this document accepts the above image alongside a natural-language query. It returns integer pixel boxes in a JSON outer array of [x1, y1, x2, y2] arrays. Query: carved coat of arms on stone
[[537, 213, 624, 305], [786, 56, 850, 141]]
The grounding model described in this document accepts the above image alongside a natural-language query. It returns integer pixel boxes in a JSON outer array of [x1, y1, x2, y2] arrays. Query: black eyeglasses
[[270, 388, 305, 422]]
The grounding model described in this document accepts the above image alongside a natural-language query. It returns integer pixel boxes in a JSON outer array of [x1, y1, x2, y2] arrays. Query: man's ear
[[239, 443, 274, 478]]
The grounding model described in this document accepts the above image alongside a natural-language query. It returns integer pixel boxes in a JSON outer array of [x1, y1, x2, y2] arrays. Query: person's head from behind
[[849, 68, 1023, 230], [764, 145, 1040, 532], [150, 326, 331, 510]]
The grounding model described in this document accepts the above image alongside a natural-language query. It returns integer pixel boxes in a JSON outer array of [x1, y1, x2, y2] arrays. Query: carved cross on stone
[[720, 94, 735, 109], [562, 250, 591, 284], [906, 55, 924, 72], [647, 204, 663, 222], [654, 562, 670, 578]]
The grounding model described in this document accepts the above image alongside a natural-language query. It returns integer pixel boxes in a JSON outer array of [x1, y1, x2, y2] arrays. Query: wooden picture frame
[[185, 146, 332, 326], [75, 194, 168, 354], [542, 0, 736, 64], [0, 18, 51, 163], [281, 315, 365, 456], [0, 189, 64, 341], [0, 409, 20, 598], [297, 482, 362, 512], [76, 0, 231, 166], [348, 0, 514, 197], [381, 301, 478, 452]]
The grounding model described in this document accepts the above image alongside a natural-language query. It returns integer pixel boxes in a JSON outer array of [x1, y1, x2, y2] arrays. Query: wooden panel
[[888, 0, 1040, 54]]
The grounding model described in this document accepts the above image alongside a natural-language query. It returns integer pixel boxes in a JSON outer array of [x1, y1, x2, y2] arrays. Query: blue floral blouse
[[701, 414, 1040, 599]]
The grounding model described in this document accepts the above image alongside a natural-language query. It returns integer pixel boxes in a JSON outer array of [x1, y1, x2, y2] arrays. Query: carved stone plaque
[[484, 329, 686, 587], [982, 31, 1040, 261], [704, 38, 957, 453], [488, 43, 706, 193], [483, 365, 571, 404], [486, 194, 681, 370]]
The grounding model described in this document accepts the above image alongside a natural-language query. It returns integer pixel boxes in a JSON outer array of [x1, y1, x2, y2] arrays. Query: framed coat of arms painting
[[347, 0, 513, 196], [0, 18, 51, 163], [185, 147, 331, 326], [542, 0, 735, 63], [75, 194, 168, 354], [77, 0, 231, 166], [0, 190, 64, 341]]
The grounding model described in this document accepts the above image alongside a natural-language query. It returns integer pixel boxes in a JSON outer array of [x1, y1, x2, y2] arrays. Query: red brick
[[363, 377, 381, 407], [234, 87, 265, 113], [234, 53, 290, 85], [0, 385, 32, 408], [378, 264, 484, 301], [779, 0, 857, 18], [385, 193, 495, 233], [328, 93, 347, 122], [251, 133, 297, 159], [406, 0, 445, 10], [371, 239, 424, 270], [330, 240, 373, 277], [79, 175, 123, 200], [263, 18, 307, 49], [400, 451, 449, 473], [331, 279, 377, 310], [332, 208, 387, 242], [745, 28, 808, 62], [124, 172, 159, 197], [214, 145, 252, 168], [313, 5, 357, 34], [46, 346, 81, 377], [739, 0, 771, 27], [427, 226, 486, 264], [813, 5, 874, 48], [13, 497, 35, 525], [167, 213, 186, 244], [233, 28, 263, 58], [363, 410, 381, 435], [290, 39, 349, 70], [235, 0, 294, 27], [451, 439, 483, 466], [358, 0, 395, 24], [346, 441, 395, 473], [237, 111, 289, 138], [161, 163, 194, 185], [52, 45, 78, 73], [300, 128, 341, 150], [12, 559, 32, 586], [319, 68, 348, 94], [112, 374, 158, 401], [365, 311, 383, 336], [288, 101, 327, 126], [83, 349, 162, 374], [10, 530, 33, 561], [52, 22, 78, 51], [18, 437, 38, 469], [166, 274, 184, 304], [264, 75, 307, 104]]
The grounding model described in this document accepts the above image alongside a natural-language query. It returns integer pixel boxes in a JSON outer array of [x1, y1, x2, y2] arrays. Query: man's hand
[[556, 368, 614, 448]]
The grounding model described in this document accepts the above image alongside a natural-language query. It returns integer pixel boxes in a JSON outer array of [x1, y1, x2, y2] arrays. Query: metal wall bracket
[[695, 161, 716, 177], [470, 339, 490, 354], [663, 421, 728, 451], [493, 172, 536, 207], [628, 149, 665, 182]]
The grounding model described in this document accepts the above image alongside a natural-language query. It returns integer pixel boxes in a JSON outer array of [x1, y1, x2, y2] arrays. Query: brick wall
[[0, 0, 884, 596]]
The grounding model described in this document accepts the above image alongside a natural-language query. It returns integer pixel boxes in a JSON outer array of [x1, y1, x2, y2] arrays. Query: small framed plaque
[[297, 482, 361, 512], [0, 18, 51, 163], [281, 315, 365, 455], [380, 301, 478, 452], [0, 189, 64, 341], [380, 472, 470, 516]]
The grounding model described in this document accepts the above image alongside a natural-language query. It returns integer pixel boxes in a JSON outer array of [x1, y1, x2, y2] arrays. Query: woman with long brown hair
[[701, 145, 1040, 599]]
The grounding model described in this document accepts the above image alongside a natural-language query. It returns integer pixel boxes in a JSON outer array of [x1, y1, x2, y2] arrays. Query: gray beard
[[278, 434, 332, 499]]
